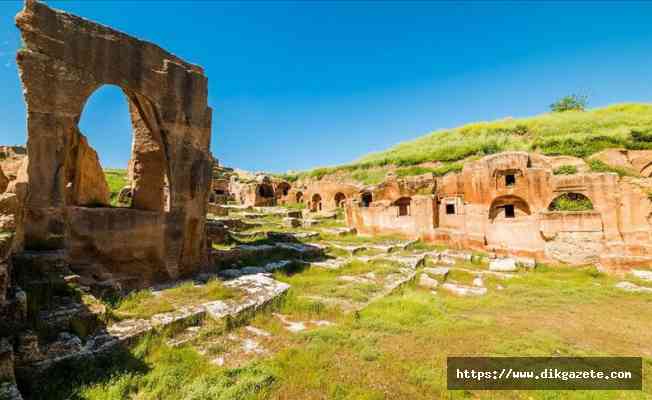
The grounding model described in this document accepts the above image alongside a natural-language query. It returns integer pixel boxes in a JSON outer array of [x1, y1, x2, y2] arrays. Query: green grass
[[553, 164, 578, 175], [104, 169, 128, 206], [289, 103, 652, 183], [75, 263, 652, 400], [111, 279, 239, 320], [588, 159, 640, 177], [548, 193, 594, 211]]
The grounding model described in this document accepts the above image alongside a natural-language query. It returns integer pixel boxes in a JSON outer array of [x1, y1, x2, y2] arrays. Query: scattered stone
[[274, 313, 306, 332], [615, 281, 652, 293], [286, 210, 302, 219], [441, 282, 487, 296], [218, 269, 243, 279], [245, 326, 271, 337], [240, 267, 266, 275], [302, 219, 319, 227], [0, 383, 23, 400], [311, 258, 348, 270], [283, 217, 301, 228], [241, 338, 266, 354], [472, 276, 484, 287], [418, 273, 439, 289], [45, 333, 82, 358], [263, 260, 293, 273], [489, 258, 518, 272], [211, 356, 225, 366], [496, 285, 505, 290], [312, 320, 332, 327], [423, 267, 449, 278], [323, 227, 357, 236], [631, 270, 652, 282]]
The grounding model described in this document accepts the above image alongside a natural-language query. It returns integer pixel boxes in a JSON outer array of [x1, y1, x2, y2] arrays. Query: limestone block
[[441, 283, 487, 296], [418, 273, 439, 289], [489, 258, 517, 272], [631, 270, 652, 282]]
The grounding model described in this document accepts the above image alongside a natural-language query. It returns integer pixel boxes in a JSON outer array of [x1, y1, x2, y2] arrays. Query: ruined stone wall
[[16, 0, 212, 285], [346, 151, 652, 271]]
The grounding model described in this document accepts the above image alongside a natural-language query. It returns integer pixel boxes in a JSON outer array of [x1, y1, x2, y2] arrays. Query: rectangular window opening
[[505, 174, 516, 186], [446, 203, 456, 215], [505, 204, 515, 218]]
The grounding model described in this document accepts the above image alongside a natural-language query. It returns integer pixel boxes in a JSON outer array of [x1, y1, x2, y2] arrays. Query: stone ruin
[[0, 1, 216, 396], [16, 0, 213, 286], [230, 174, 293, 207], [345, 151, 652, 271]]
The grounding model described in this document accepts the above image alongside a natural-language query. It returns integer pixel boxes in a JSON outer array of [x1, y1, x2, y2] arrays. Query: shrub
[[587, 159, 638, 177], [548, 193, 593, 211], [625, 129, 652, 150], [553, 165, 578, 175], [550, 94, 588, 112]]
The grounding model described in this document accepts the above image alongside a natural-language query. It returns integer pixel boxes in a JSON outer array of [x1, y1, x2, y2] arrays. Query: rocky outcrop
[[69, 133, 110, 206]]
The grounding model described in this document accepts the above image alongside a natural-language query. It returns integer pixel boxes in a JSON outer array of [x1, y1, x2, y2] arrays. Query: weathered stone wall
[[346, 151, 652, 271], [15, 0, 212, 284]]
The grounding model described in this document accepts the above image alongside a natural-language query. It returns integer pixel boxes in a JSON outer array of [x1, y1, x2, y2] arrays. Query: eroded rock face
[[0, 166, 8, 194], [69, 133, 110, 207], [346, 151, 652, 272], [15, 0, 212, 284]]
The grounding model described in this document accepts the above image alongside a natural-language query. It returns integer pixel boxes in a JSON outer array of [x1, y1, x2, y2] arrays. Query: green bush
[[625, 129, 652, 150], [588, 159, 639, 177], [548, 193, 594, 211], [553, 165, 578, 175], [550, 94, 588, 112]]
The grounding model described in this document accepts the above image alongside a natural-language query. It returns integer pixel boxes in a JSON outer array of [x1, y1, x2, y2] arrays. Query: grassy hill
[[287, 103, 652, 184]]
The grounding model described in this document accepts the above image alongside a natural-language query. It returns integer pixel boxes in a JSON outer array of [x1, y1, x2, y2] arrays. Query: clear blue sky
[[1, 1, 651, 172]]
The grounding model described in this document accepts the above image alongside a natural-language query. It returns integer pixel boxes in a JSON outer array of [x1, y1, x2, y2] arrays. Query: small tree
[[550, 94, 588, 112]]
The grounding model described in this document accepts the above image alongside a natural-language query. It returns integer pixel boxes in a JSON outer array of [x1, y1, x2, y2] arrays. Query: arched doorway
[[311, 193, 322, 212], [393, 197, 412, 217], [548, 193, 594, 212], [276, 182, 291, 198], [77, 85, 132, 208], [296, 191, 304, 203], [76, 84, 170, 212], [361, 192, 373, 207], [258, 184, 275, 198], [334, 192, 346, 208], [486, 195, 539, 252]]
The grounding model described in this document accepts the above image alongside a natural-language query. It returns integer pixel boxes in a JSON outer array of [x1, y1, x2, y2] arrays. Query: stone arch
[[547, 193, 594, 212], [16, 0, 213, 282], [334, 192, 346, 208], [258, 183, 275, 198], [311, 193, 322, 212], [361, 192, 373, 207], [489, 195, 531, 221], [296, 191, 304, 203], [276, 182, 291, 198], [72, 84, 172, 212], [393, 196, 412, 217]]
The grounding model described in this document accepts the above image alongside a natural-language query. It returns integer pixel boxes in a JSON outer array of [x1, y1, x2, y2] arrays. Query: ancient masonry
[[0, 1, 216, 397], [345, 151, 652, 271], [18, 0, 213, 285]]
